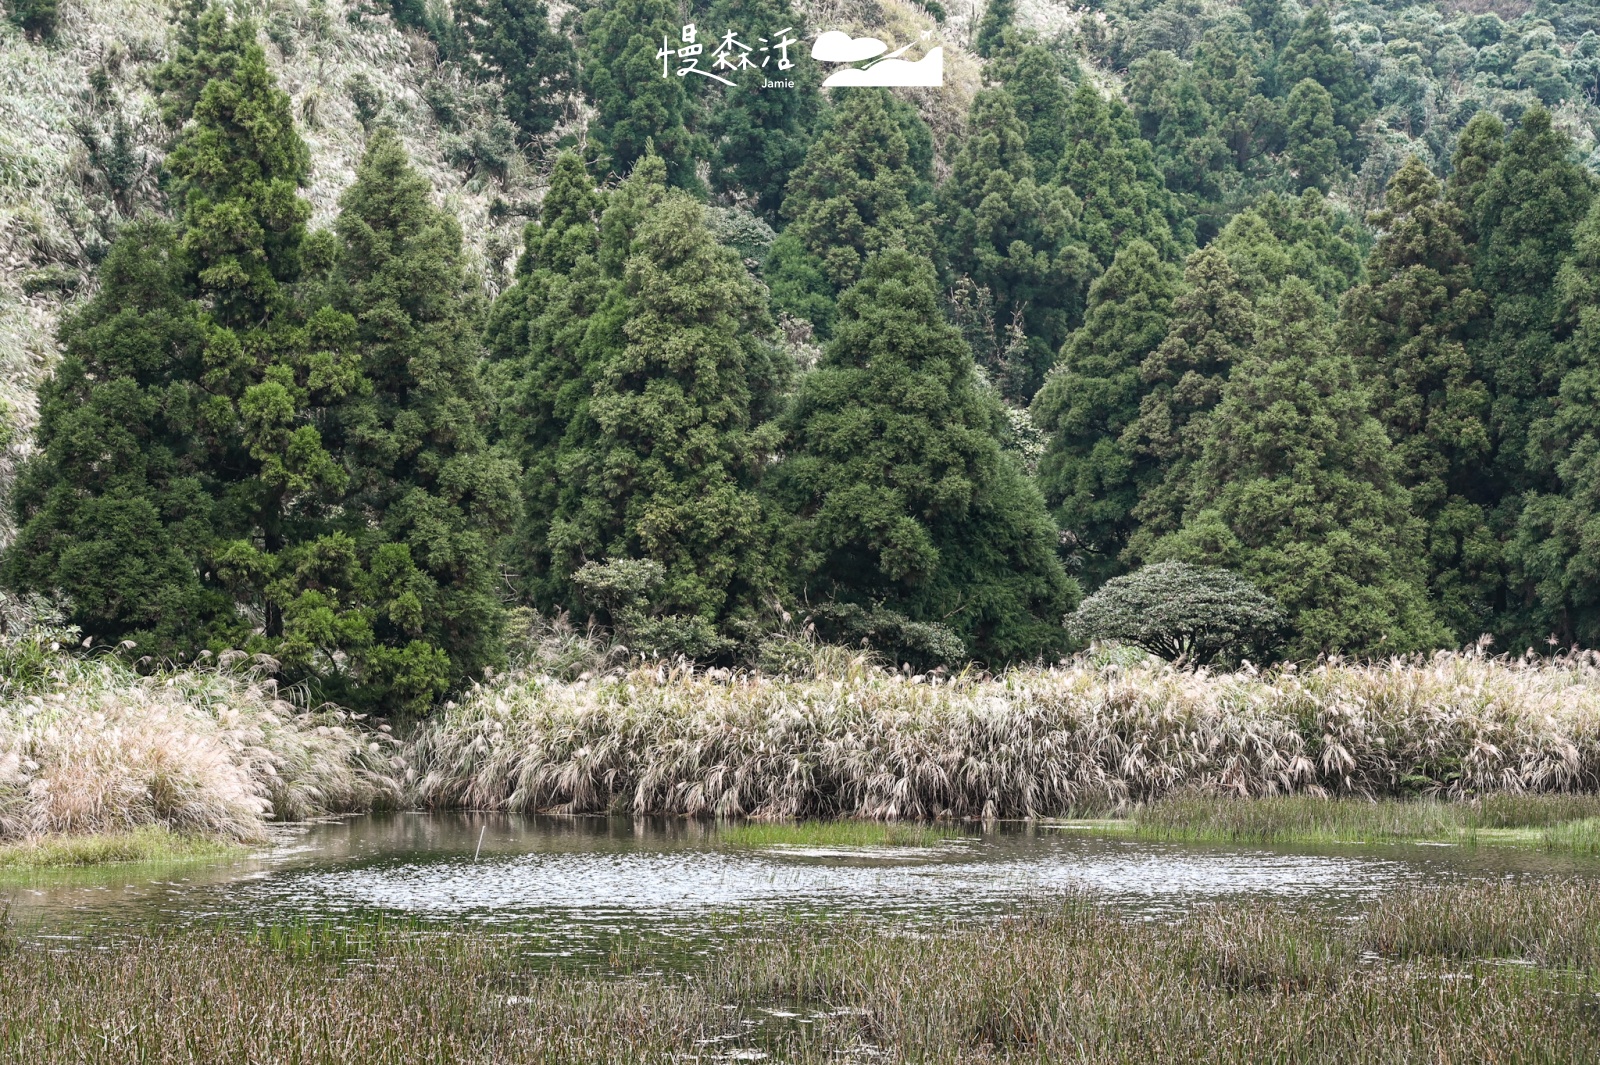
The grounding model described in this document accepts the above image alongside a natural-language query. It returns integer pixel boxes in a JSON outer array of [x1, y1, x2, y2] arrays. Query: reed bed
[[0, 648, 400, 845], [410, 651, 1600, 820], [4, 883, 1599, 1062]]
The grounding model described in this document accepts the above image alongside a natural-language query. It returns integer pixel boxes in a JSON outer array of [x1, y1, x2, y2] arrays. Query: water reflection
[[7, 812, 1598, 955]]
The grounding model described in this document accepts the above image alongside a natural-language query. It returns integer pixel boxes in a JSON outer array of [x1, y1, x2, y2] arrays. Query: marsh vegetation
[[5, 882, 1600, 1062]]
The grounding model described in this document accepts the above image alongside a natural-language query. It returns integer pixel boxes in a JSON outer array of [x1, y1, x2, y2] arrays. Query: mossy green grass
[[1045, 794, 1600, 853], [0, 826, 244, 879]]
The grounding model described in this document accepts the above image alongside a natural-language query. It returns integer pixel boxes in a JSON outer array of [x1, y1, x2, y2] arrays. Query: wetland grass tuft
[[1122, 793, 1600, 851], [4, 883, 1600, 1062], [717, 821, 958, 848]]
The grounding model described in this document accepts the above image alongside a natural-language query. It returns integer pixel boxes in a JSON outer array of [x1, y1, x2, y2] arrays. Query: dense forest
[[5, 0, 1600, 711]]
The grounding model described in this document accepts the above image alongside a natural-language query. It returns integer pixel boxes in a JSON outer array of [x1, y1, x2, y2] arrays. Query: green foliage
[[974, 0, 1014, 59], [1056, 83, 1191, 273], [6, 0, 57, 40], [1284, 78, 1338, 192], [1341, 157, 1493, 643], [1277, 5, 1372, 167], [578, 0, 701, 187], [7, 18, 506, 713], [938, 88, 1086, 402], [150, 1, 256, 127], [502, 154, 784, 633], [1033, 241, 1180, 586], [1123, 246, 1257, 559], [774, 250, 1077, 666], [1067, 561, 1285, 666], [317, 128, 519, 711], [769, 89, 934, 336], [455, 0, 576, 140], [701, 0, 823, 218], [571, 559, 732, 659], [1149, 280, 1446, 658]]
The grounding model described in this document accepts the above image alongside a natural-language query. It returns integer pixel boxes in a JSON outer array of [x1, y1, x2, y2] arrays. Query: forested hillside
[[5, 0, 1600, 710]]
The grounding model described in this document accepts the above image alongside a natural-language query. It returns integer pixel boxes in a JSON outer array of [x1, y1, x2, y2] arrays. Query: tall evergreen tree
[[1055, 83, 1190, 274], [456, 0, 576, 140], [8, 19, 342, 666], [1124, 246, 1258, 560], [1284, 78, 1338, 192], [987, 38, 1074, 173], [320, 128, 520, 710], [974, 0, 1015, 59], [701, 0, 822, 218], [534, 155, 784, 627], [484, 152, 610, 605], [938, 87, 1089, 402], [1511, 201, 1600, 646], [1340, 157, 1493, 642], [773, 249, 1076, 664], [1278, 5, 1372, 166], [766, 89, 933, 336], [5, 223, 233, 655], [1151, 279, 1446, 658], [1468, 108, 1594, 505], [578, 0, 701, 187], [1210, 189, 1363, 304], [1031, 240, 1180, 586]]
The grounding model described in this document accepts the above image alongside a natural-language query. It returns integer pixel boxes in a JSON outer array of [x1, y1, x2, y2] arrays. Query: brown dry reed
[[0, 651, 400, 843], [411, 649, 1600, 819]]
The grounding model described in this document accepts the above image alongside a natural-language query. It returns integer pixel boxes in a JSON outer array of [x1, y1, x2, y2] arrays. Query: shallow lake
[[8, 813, 1599, 961]]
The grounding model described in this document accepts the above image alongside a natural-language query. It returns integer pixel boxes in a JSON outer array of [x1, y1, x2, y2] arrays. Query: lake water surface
[[8, 813, 1598, 961]]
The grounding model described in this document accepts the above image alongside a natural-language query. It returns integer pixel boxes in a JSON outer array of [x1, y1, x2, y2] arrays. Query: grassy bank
[[3, 882, 1599, 1062], [0, 825, 240, 872], [1086, 793, 1600, 852], [411, 651, 1600, 819], [1, 635, 401, 861]]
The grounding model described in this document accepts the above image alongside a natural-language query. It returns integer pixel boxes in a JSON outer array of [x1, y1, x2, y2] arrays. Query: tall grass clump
[[410, 650, 1600, 819], [0, 629, 400, 845]]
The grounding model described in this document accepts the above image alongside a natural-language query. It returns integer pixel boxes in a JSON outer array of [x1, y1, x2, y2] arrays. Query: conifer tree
[[1340, 157, 1493, 642], [484, 152, 609, 607], [151, 0, 254, 126], [535, 156, 784, 630], [702, 0, 822, 218], [1055, 83, 1190, 275], [974, 0, 1015, 59], [938, 88, 1088, 402], [1468, 108, 1594, 502], [5, 223, 234, 655], [578, 0, 701, 187], [987, 38, 1074, 172], [8, 18, 347, 667], [322, 128, 519, 709], [1031, 240, 1180, 586], [1124, 246, 1258, 559], [1209, 190, 1363, 304], [1151, 279, 1446, 658], [1284, 78, 1338, 192], [773, 249, 1075, 664], [767, 89, 933, 335], [456, 0, 575, 140], [1278, 5, 1372, 166], [1511, 201, 1600, 646]]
